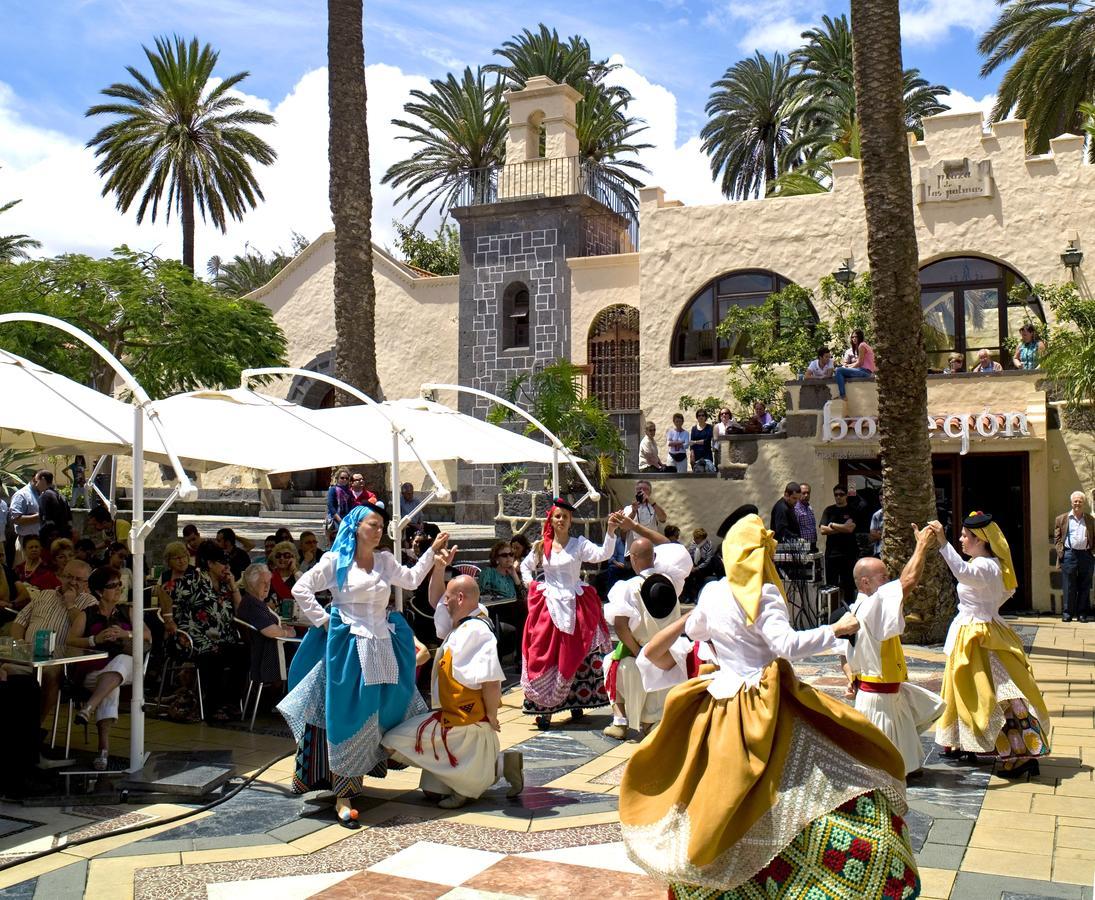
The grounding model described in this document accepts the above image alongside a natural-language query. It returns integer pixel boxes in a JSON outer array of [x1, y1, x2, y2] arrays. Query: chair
[[154, 609, 206, 721], [456, 563, 481, 578], [234, 616, 291, 732]]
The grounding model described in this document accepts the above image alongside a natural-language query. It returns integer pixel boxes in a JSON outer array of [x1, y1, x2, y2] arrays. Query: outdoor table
[[0, 645, 108, 685], [480, 594, 518, 643]]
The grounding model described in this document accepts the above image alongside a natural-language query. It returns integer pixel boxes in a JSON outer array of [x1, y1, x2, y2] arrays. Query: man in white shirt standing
[[1055, 491, 1095, 623], [621, 480, 666, 556], [10, 471, 47, 547]]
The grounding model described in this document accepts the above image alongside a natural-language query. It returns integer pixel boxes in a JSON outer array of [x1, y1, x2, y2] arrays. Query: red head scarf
[[542, 498, 576, 560]]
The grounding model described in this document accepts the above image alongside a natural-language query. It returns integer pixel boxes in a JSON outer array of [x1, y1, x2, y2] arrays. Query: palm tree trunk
[[851, 0, 953, 642], [181, 175, 196, 272], [327, 0, 381, 403]]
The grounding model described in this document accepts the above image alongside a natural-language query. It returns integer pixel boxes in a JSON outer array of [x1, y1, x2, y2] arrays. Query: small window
[[503, 283, 530, 350]]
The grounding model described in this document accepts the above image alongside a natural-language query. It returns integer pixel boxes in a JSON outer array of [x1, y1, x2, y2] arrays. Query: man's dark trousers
[[1061, 548, 1094, 618]]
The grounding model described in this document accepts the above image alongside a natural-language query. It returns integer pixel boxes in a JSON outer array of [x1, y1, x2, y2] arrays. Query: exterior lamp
[[1061, 241, 1084, 273], [833, 260, 856, 285]]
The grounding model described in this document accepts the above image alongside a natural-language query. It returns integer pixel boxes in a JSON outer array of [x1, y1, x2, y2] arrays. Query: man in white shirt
[[804, 346, 834, 379], [10, 472, 48, 544], [621, 480, 666, 556], [972, 349, 1003, 373], [1055, 491, 1095, 623], [638, 422, 672, 472]]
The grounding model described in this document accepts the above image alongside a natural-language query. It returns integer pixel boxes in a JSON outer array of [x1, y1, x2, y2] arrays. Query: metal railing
[[456, 156, 640, 253]]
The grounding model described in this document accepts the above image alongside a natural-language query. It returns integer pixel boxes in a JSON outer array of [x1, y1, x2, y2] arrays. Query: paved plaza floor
[[0, 615, 1093, 899]]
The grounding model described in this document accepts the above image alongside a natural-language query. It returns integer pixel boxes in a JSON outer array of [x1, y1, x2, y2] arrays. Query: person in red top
[[269, 541, 300, 604], [834, 328, 876, 411], [348, 473, 377, 507], [15, 536, 60, 591]]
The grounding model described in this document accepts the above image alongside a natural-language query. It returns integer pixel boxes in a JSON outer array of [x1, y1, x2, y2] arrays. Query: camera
[[635, 490, 644, 503]]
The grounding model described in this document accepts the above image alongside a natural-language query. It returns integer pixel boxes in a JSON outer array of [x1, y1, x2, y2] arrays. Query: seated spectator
[[689, 410, 716, 473], [944, 353, 965, 374], [274, 527, 293, 544], [182, 524, 202, 566], [687, 529, 713, 568], [159, 540, 244, 722], [15, 536, 60, 591], [714, 408, 743, 439], [74, 538, 97, 565], [268, 540, 300, 606], [664, 524, 681, 542], [510, 533, 532, 567], [972, 349, 1003, 373], [157, 541, 194, 591], [70, 566, 150, 770], [83, 507, 116, 564], [478, 541, 524, 600], [298, 530, 321, 572], [638, 422, 674, 472], [215, 527, 252, 580], [400, 482, 425, 534], [255, 535, 277, 565], [105, 541, 132, 605], [747, 400, 777, 434], [805, 346, 835, 380], [50, 538, 75, 576], [10, 560, 95, 724], [666, 413, 689, 473], [236, 564, 297, 693]]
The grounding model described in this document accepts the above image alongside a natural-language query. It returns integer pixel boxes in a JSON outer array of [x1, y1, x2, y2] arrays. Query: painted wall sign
[[821, 402, 1030, 455], [917, 158, 994, 204]]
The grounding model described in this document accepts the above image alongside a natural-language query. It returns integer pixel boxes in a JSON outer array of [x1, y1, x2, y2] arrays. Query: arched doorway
[[588, 305, 640, 411]]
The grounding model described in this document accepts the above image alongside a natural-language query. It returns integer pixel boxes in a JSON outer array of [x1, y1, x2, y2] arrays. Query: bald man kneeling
[[839, 524, 945, 778], [381, 571, 523, 809]]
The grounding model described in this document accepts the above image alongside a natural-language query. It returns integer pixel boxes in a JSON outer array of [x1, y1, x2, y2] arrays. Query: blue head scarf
[[331, 501, 388, 590]]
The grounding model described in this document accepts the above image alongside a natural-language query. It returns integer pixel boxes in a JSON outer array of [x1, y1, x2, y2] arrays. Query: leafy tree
[[85, 36, 277, 272], [0, 192, 41, 263], [328, 0, 381, 402], [0, 247, 286, 398], [1026, 282, 1093, 403], [979, 0, 1095, 157], [207, 233, 308, 296], [487, 360, 625, 488], [701, 52, 800, 200], [392, 221, 460, 276]]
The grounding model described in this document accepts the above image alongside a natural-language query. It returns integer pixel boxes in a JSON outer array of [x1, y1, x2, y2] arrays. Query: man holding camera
[[621, 480, 667, 557]]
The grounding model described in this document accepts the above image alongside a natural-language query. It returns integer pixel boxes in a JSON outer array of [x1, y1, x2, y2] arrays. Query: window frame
[[502, 282, 531, 352]]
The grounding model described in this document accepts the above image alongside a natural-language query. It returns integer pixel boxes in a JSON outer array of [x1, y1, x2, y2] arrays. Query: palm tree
[[382, 67, 508, 226], [850, 0, 951, 642], [701, 52, 799, 200], [486, 24, 619, 93], [207, 235, 306, 296], [328, 0, 380, 400], [979, 0, 1095, 156], [0, 198, 41, 263], [85, 36, 276, 272]]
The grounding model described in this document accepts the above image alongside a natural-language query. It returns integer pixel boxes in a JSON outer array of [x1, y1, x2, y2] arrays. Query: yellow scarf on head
[[723, 514, 786, 624], [969, 522, 1018, 591]]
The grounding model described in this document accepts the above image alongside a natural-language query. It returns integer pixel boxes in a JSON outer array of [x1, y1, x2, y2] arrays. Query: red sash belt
[[413, 710, 491, 768], [856, 680, 901, 694]]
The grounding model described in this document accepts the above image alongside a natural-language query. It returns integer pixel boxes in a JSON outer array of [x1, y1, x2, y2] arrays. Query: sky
[[0, 0, 1004, 269]]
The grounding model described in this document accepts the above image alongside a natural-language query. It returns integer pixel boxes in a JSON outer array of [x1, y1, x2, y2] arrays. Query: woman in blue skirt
[[278, 501, 445, 826]]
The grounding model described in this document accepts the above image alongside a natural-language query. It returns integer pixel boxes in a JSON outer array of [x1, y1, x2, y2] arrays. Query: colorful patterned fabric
[[292, 724, 363, 798], [522, 649, 608, 714], [167, 569, 239, 656], [668, 791, 919, 900], [996, 698, 1051, 765]]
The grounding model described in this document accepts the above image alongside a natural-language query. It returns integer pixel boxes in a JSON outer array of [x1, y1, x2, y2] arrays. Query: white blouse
[[683, 580, 839, 698], [939, 542, 1011, 653], [292, 548, 435, 639], [434, 616, 505, 704], [520, 532, 616, 634], [844, 580, 905, 679]]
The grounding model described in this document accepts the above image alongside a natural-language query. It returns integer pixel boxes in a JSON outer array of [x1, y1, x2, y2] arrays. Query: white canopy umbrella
[[0, 349, 137, 455], [147, 387, 386, 473]]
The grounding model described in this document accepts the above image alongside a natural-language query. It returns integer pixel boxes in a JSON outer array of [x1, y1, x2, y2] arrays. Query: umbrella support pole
[[391, 426, 403, 613]]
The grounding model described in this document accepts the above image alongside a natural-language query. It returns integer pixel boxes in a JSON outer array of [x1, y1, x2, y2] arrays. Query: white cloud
[[702, 0, 819, 54], [900, 0, 998, 43], [0, 62, 434, 267], [943, 89, 997, 119], [610, 55, 725, 208]]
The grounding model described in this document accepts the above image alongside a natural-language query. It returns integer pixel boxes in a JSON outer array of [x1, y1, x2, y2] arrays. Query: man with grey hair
[[1055, 491, 1095, 623]]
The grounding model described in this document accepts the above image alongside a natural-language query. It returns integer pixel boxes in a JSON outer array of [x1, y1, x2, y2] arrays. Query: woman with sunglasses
[[71, 566, 151, 770], [268, 540, 300, 604]]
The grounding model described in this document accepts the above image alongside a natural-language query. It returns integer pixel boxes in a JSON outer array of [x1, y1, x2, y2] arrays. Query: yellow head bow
[[722, 513, 786, 624], [967, 514, 1018, 592]]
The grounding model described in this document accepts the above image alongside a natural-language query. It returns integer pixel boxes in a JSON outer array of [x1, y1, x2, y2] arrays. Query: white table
[[0, 646, 108, 685]]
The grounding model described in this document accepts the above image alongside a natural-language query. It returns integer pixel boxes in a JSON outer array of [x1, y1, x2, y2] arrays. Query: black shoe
[[569, 708, 585, 722], [998, 758, 1040, 779], [1063, 613, 1073, 623], [534, 715, 552, 730], [939, 747, 965, 759], [1080, 615, 1092, 623]]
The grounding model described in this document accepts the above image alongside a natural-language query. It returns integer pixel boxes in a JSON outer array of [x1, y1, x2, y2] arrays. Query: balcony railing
[[456, 156, 640, 254]]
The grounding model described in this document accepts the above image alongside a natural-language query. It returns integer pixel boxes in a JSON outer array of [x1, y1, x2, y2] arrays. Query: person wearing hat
[[278, 501, 449, 827], [519, 499, 619, 729], [601, 537, 688, 741], [620, 514, 919, 898], [930, 513, 1051, 778], [840, 526, 946, 777]]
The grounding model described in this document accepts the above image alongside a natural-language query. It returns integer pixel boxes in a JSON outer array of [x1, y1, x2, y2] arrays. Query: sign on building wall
[[917, 158, 994, 204], [821, 402, 1030, 455]]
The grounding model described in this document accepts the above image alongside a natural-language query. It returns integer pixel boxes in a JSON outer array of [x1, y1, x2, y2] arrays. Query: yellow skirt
[[620, 659, 910, 893], [936, 620, 1051, 755]]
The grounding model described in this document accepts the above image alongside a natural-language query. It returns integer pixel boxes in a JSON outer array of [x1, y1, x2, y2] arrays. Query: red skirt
[[521, 582, 610, 711]]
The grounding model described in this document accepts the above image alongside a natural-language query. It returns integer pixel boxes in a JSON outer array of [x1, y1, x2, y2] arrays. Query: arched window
[[588, 305, 640, 411], [502, 282, 530, 350], [919, 256, 1043, 370], [671, 270, 793, 366]]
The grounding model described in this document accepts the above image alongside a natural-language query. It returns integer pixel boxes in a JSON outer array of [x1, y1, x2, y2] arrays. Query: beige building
[[252, 77, 1095, 611]]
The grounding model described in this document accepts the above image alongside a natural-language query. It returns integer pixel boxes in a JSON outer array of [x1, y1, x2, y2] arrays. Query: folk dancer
[[278, 502, 444, 827], [932, 513, 1051, 777], [520, 499, 618, 729], [382, 571, 523, 809], [840, 524, 946, 777], [621, 515, 920, 899]]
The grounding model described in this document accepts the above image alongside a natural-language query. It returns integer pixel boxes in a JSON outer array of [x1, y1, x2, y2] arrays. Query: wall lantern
[[833, 259, 856, 285], [1061, 240, 1084, 273]]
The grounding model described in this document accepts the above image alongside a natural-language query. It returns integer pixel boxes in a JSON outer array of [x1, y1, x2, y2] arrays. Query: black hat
[[828, 602, 856, 647], [716, 504, 760, 538], [639, 573, 678, 619], [361, 499, 391, 524], [963, 511, 993, 529], [550, 498, 577, 513]]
